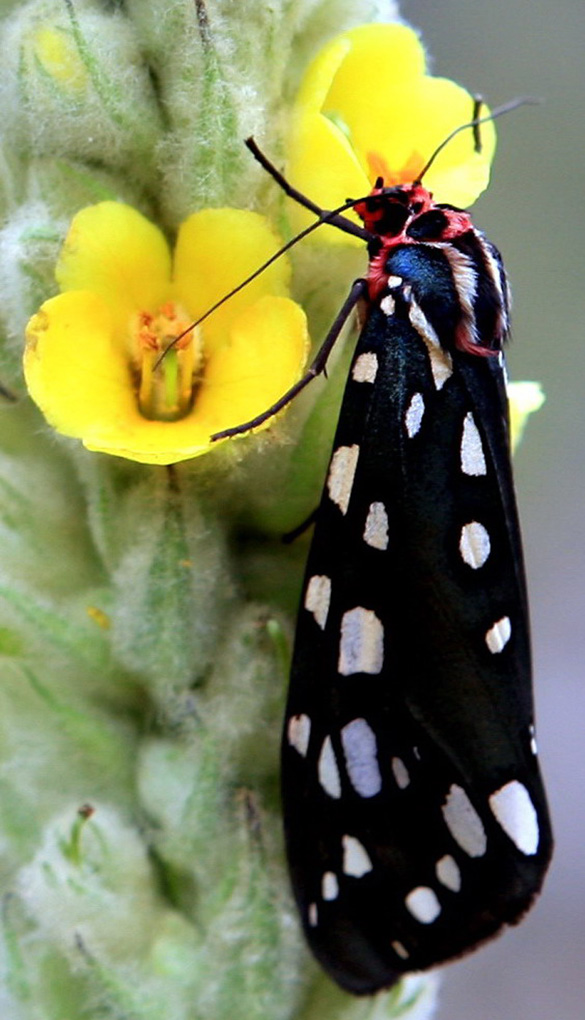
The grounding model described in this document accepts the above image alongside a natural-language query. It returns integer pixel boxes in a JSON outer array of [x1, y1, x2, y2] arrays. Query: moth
[[210, 103, 552, 994]]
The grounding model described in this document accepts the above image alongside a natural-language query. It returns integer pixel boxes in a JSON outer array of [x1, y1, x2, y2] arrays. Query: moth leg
[[210, 278, 368, 441]]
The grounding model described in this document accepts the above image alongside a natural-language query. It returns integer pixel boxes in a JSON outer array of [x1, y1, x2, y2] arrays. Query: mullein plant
[[0, 2, 544, 1018]]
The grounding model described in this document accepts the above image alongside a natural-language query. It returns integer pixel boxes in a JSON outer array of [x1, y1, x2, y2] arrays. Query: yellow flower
[[288, 23, 496, 241], [508, 381, 545, 452], [24, 203, 309, 465]]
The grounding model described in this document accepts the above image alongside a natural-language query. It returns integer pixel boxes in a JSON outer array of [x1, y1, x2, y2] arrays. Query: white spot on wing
[[405, 392, 425, 437], [341, 718, 382, 798], [327, 444, 360, 515], [461, 412, 487, 476], [363, 501, 389, 550], [387, 275, 403, 289], [342, 835, 372, 877], [391, 757, 410, 789], [322, 871, 339, 901], [435, 854, 461, 892], [409, 300, 453, 389], [380, 294, 396, 316], [338, 607, 384, 676], [318, 737, 341, 799], [485, 615, 512, 654], [287, 714, 311, 756], [304, 574, 331, 629], [489, 780, 539, 855], [308, 902, 318, 927], [442, 784, 487, 857], [405, 886, 442, 924], [352, 352, 378, 384], [459, 521, 491, 569]]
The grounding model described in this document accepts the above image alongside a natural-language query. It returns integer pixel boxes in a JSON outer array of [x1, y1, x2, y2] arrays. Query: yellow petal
[[56, 203, 172, 345], [194, 295, 309, 435], [24, 291, 135, 437], [83, 419, 213, 465], [321, 24, 426, 112], [172, 208, 292, 355], [287, 114, 369, 244], [294, 34, 352, 114]]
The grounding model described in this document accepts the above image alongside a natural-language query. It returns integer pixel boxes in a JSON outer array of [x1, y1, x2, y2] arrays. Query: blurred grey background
[[402, 0, 585, 1017]]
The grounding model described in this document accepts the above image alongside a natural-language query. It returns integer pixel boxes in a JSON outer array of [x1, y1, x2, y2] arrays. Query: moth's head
[[356, 179, 475, 248], [354, 181, 434, 239]]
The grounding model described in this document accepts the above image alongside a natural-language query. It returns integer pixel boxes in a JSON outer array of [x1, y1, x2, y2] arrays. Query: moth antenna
[[416, 96, 540, 182]]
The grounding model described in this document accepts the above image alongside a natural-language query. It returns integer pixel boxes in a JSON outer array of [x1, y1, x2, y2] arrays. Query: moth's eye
[[379, 204, 409, 237]]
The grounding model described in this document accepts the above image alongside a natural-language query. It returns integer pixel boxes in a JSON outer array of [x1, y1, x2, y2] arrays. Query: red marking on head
[[354, 183, 434, 236], [440, 210, 474, 239]]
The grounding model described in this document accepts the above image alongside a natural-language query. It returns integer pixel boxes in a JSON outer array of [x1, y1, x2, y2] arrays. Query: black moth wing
[[282, 243, 553, 995]]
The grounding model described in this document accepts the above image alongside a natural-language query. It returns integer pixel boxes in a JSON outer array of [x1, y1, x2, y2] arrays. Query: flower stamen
[[366, 151, 424, 187], [134, 302, 202, 422]]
